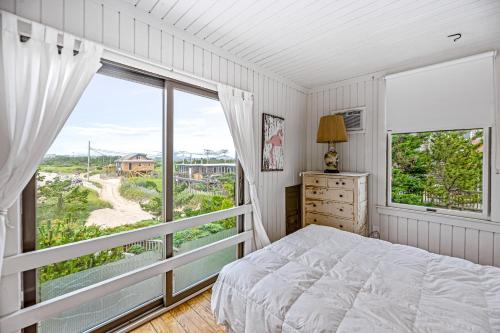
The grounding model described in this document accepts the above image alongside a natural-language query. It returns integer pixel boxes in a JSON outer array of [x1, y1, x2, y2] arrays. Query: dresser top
[[302, 171, 369, 177]]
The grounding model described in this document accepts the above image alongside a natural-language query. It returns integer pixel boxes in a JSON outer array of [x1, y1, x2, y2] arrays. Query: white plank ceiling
[[125, 0, 500, 88]]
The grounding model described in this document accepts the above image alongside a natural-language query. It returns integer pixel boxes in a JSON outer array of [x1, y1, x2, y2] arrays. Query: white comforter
[[212, 224, 500, 332]]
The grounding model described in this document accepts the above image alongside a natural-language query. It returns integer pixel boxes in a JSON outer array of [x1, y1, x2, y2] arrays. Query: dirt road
[[85, 175, 153, 228]]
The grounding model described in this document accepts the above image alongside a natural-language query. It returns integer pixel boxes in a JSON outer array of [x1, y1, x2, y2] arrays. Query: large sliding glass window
[[22, 63, 242, 332], [170, 86, 238, 296], [25, 65, 165, 333]]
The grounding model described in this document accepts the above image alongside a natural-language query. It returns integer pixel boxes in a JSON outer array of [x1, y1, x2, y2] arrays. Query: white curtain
[[0, 11, 103, 279], [218, 84, 271, 250]]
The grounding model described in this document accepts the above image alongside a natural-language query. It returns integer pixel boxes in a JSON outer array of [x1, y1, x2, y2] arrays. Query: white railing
[[0, 204, 253, 333]]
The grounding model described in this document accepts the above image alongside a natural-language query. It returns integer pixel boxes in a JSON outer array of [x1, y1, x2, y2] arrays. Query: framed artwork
[[261, 113, 284, 171]]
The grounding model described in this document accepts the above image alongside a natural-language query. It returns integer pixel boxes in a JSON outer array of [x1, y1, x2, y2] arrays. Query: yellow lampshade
[[316, 115, 348, 143]]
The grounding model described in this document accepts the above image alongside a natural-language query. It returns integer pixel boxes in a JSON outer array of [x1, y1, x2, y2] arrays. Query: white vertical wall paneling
[[407, 218, 418, 247], [465, 228, 479, 263], [203, 50, 211, 80], [41, 0, 63, 29], [0, 0, 15, 12], [219, 58, 228, 84], [103, 6, 119, 48], [440, 224, 453, 257], [388, 215, 398, 243], [417, 220, 428, 250], [193, 46, 204, 78], [452, 227, 466, 259], [84, 0, 102, 42], [183, 41, 194, 73], [16, 0, 41, 21], [134, 20, 148, 58], [64, 0, 84, 36], [397, 217, 408, 245], [227, 61, 235, 86], [428, 222, 440, 254], [9, 0, 307, 246], [148, 27, 161, 62], [494, 234, 500, 267], [380, 214, 389, 240], [211, 53, 220, 83], [173, 37, 184, 70], [478, 231, 494, 265], [119, 12, 134, 53]]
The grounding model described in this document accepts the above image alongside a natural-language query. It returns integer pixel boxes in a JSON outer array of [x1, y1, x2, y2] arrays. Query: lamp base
[[323, 143, 340, 173]]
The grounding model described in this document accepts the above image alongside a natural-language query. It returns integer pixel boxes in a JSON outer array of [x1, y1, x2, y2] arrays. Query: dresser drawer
[[305, 213, 354, 232], [330, 189, 353, 203], [304, 175, 327, 187], [304, 199, 329, 214], [331, 202, 354, 219], [304, 186, 332, 200], [327, 177, 354, 190], [305, 200, 353, 218]]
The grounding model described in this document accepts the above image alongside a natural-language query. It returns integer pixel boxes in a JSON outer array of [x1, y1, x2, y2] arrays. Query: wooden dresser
[[301, 171, 369, 236]]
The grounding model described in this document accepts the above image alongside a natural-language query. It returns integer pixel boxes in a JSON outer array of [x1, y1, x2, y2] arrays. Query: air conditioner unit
[[333, 108, 365, 133]]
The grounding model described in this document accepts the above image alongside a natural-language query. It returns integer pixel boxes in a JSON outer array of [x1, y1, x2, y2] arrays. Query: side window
[[390, 129, 486, 216]]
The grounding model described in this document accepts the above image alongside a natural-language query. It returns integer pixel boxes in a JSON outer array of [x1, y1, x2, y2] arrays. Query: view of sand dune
[[85, 175, 153, 227]]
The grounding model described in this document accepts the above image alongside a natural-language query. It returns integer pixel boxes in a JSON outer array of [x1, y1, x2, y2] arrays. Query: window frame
[[21, 62, 244, 333], [164, 79, 244, 306], [386, 127, 490, 220]]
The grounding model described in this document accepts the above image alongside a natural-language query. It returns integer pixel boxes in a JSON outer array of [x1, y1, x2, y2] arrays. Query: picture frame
[[261, 113, 284, 171]]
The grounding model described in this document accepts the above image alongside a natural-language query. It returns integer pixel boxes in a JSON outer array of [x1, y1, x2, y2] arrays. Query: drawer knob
[[315, 180, 319, 183], [340, 225, 344, 228], [313, 219, 317, 222], [340, 208, 344, 212], [313, 204, 316, 207], [339, 194, 343, 198], [336, 182, 339, 185], [313, 191, 317, 194], [342, 182, 345, 185]]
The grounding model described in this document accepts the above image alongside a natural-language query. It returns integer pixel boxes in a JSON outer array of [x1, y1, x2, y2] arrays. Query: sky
[[47, 73, 235, 158]]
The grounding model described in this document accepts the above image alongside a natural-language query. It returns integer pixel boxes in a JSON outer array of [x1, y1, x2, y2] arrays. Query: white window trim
[[386, 127, 490, 221]]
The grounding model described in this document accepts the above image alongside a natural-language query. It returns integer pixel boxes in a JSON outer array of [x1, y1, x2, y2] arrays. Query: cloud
[[66, 123, 161, 137]]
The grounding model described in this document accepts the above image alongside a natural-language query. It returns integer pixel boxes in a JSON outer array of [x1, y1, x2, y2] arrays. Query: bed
[[211, 224, 500, 332]]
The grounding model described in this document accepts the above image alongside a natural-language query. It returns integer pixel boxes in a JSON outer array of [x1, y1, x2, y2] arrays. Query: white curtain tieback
[[0, 209, 14, 229]]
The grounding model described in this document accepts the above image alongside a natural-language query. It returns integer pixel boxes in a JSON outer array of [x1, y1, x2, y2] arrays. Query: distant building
[[177, 163, 236, 179], [115, 153, 155, 176]]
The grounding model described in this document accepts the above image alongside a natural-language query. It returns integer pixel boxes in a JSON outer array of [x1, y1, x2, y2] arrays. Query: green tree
[[391, 132, 430, 205], [424, 130, 483, 209], [391, 129, 483, 211]]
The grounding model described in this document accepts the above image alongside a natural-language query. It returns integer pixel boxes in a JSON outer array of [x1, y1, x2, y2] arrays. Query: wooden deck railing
[[0, 204, 253, 333]]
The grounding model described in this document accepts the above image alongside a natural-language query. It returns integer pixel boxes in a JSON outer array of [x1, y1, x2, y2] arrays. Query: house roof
[[115, 153, 152, 162]]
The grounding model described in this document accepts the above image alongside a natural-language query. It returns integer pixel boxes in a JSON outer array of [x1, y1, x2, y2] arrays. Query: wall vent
[[334, 108, 364, 132]]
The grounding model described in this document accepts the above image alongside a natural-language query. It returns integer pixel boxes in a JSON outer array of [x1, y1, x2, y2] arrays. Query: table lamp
[[316, 115, 348, 173]]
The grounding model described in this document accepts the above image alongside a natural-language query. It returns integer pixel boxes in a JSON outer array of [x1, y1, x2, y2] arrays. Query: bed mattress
[[211, 224, 500, 332]]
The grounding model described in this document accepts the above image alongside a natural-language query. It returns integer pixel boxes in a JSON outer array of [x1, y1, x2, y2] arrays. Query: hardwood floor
[[130, 289, 225, 333]]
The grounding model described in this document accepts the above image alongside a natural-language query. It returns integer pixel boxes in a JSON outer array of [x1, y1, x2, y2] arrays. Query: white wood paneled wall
[[378, 208, 500, 266], [1, 0, 308, 242], [307, 70, 500, 267], [306, 75, 383, 236]]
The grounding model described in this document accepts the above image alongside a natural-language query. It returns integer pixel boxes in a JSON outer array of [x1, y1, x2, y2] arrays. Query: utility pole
[[87, 140, 90, 181]]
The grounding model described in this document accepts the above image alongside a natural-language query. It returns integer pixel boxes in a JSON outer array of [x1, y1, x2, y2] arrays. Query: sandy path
[[85, 175, 152, 228]]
